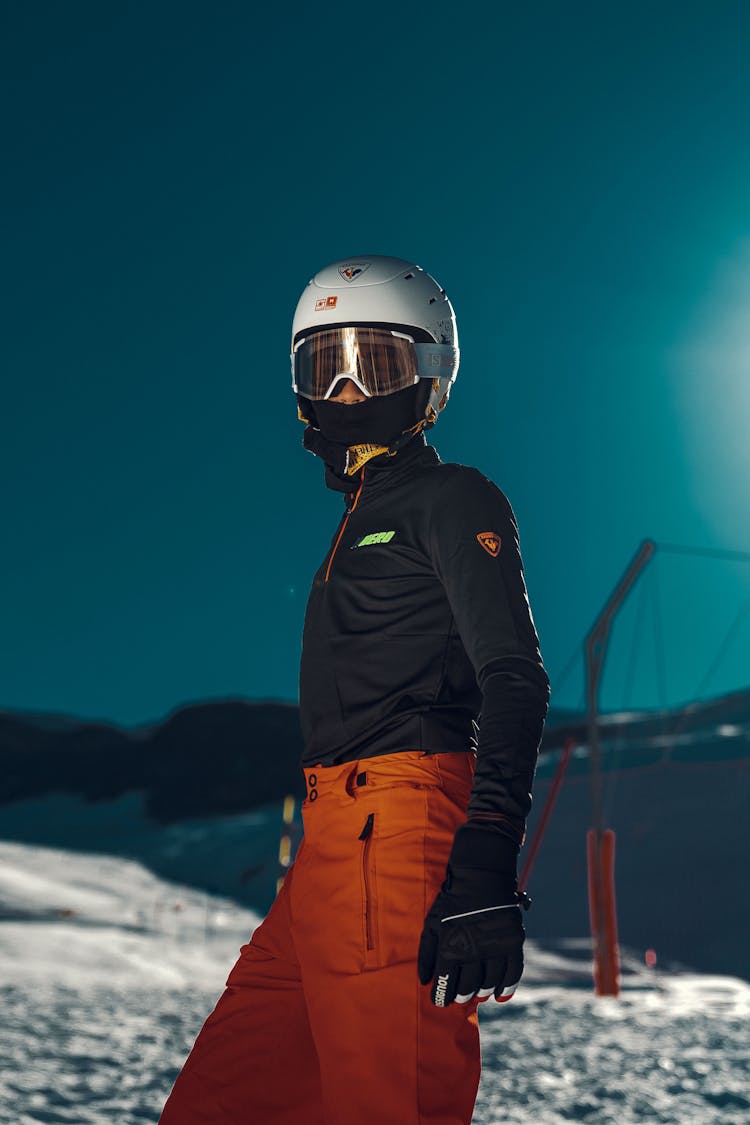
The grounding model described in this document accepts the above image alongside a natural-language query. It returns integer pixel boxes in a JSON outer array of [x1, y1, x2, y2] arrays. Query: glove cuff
[[448, 823, 520, 875]]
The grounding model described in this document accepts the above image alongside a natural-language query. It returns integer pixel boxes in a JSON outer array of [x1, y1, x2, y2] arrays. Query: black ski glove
[[417, 825, 530, 1008]]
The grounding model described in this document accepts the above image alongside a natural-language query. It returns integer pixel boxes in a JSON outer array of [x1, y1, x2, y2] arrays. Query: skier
[[159, 255, 550, 1124]]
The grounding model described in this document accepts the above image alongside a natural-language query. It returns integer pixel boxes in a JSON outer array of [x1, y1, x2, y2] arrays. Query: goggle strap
[[413, 343, 459, 379]]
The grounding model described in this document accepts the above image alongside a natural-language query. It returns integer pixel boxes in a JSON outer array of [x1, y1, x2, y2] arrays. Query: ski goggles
[[291, 325, 458, 401]]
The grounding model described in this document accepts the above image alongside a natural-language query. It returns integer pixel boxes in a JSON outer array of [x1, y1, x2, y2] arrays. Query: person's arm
[[418, 467, 550, 1007], [429, 467, 549, 840]]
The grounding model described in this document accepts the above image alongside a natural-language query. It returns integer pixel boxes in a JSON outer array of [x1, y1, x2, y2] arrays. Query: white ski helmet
[[291, 255, 459, 425]]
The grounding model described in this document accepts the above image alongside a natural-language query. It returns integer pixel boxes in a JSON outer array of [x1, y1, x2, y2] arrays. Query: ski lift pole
[[585, 538, 656, 996]]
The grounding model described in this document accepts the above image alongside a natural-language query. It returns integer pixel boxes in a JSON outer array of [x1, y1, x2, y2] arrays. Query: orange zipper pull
[[324, 470, 365, 583]]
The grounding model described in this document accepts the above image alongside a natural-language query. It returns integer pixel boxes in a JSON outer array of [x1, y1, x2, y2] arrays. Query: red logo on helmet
[[338, 263, 370, 282]]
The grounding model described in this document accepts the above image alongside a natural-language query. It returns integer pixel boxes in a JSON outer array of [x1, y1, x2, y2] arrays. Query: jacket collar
[[323, 432, 441, 498]]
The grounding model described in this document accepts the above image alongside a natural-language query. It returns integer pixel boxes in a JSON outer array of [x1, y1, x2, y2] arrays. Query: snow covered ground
[[1, 842, 748, 1124]]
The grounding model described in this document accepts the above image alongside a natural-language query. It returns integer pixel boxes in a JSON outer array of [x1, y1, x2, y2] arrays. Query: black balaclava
[[299, 381, 433, 490]]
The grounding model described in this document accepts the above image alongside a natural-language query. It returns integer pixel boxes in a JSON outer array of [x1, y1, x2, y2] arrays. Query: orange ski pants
[[159, 749, 482, 1125]]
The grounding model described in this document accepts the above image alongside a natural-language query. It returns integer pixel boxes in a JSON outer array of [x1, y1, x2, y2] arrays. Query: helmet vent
[[429, 297, 436, 303], [403, 273, 415, 280]]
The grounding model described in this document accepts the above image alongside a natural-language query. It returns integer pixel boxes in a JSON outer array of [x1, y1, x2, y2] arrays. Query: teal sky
[[3, 2, 750, 726]]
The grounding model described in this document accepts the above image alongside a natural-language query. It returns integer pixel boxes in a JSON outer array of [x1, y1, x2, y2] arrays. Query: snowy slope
[[0, 842, 749, 1124], [0, 841, 261, 991]]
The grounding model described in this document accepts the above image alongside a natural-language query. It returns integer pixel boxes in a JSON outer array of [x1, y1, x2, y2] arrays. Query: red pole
[[587, 828, 620, 996], [519, 737, 575, 893]]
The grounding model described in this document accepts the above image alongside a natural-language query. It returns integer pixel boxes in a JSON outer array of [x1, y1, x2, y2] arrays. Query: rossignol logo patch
[[351, 531, 396, 548], [477, 531, 501, 557], [338, 262, 370, 282]]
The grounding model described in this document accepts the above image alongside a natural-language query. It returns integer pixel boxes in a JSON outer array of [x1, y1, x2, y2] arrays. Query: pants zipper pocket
[[359, 812, 376, 951]]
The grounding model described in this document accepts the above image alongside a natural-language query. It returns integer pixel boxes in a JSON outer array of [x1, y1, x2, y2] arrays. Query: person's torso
[[299, 442, 481, 767]]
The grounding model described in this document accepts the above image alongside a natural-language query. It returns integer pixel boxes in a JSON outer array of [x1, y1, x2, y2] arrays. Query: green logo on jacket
[[352, 531, 396, 548]]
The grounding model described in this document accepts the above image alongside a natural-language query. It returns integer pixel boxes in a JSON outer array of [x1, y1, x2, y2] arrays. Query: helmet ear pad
[[415, 377, 432, 422]]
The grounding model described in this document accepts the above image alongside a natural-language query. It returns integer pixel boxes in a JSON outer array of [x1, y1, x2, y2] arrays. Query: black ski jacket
[[299, 433, 550, 845]]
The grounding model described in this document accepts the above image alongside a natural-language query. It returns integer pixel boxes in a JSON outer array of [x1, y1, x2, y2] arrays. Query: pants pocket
[[357, 789, 437, 972], [358, 812, 378, 959]]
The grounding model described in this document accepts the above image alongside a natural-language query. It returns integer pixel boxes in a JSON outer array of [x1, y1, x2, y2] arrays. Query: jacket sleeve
[[428, 467, 550, 851]]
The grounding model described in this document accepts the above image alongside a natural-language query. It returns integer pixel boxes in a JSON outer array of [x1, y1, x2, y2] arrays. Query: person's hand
[[417, 826, 530, 1007]]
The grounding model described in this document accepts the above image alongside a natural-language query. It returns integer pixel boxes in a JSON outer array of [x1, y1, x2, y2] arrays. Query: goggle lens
[[292, 327, 419, 401]]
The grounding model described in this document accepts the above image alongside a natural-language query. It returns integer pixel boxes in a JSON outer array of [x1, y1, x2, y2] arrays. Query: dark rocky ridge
[[0, 700, 307, 822]]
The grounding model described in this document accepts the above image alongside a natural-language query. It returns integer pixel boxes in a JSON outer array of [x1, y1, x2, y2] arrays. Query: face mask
[[310, 382, 427, 447]]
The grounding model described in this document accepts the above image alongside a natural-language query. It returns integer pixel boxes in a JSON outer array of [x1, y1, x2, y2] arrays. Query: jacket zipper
[[358, 811, 375, 951], [324, 472, 365, 583]]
